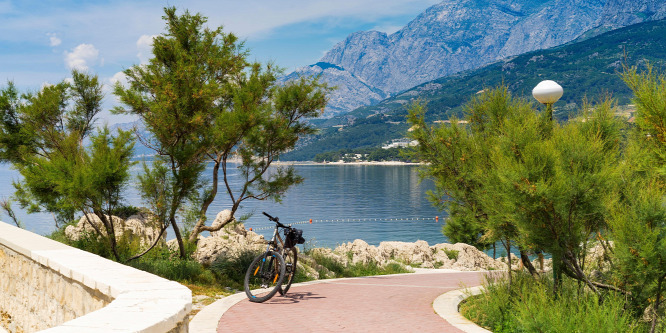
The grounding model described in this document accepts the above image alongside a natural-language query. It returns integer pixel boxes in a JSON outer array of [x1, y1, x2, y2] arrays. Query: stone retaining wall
[[0, 221, 191, 332]]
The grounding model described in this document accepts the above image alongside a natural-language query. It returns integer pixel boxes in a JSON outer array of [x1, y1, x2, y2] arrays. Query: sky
[[0, 0, 441, 124]]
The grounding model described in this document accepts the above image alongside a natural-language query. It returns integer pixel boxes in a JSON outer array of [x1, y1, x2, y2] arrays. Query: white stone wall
[[0, 221, 191, 333]]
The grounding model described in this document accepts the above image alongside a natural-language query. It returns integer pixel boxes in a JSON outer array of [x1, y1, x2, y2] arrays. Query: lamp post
[[532, 79, 564, 289], [532, 80, 563, 121]]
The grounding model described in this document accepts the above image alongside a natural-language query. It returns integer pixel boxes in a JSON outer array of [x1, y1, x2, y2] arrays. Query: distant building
[[382, 138, 419, 149]]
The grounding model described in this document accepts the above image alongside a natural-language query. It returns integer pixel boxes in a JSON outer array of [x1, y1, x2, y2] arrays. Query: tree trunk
[[519, 248, 539, 276], [504, 239, 512, 293], [553, 252, 562, 295], [189, 156, 222, 243], [95, 210, 120, 262], [171, 213, 186, 259], [650, 274, 666, 333], [126, 223, 170, 262], [562, 250, 601, 299]]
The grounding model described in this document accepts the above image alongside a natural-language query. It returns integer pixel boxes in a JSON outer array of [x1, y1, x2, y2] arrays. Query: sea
[[0, 162, 449, 249]]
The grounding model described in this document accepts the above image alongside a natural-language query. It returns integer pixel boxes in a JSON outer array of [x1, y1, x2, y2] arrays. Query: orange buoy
[[436, 216, 439, 222], [309, 219, 313, 224], [249, 227, 253, 231]]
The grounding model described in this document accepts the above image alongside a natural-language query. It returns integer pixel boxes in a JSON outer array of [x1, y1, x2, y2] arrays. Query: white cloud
[[47, 32, 61, 47], [136, 34, 156, 64], [194, 0, 442, 38], [109, 71, 127, 87], [64, 43, 99, 71]]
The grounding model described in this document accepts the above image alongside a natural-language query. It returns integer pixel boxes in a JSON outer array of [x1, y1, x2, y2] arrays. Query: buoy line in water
[[248, 216, 445, 231]]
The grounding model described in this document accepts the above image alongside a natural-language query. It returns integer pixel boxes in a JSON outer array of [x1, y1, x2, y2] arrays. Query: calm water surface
[[0, 163, 449, 248]]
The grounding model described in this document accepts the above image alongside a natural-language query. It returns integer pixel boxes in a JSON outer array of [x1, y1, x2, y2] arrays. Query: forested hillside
[[282, 19, 666, 161]]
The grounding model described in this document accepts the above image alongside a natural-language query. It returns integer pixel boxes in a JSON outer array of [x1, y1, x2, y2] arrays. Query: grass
[[460, 272, 649, 333], [442, 248, 459, 260], [307, 251, 410, 280], [208, 249, 261, 290]]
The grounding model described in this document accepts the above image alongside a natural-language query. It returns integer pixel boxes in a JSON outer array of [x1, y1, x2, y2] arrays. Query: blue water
[[0, 163, 448, 248]]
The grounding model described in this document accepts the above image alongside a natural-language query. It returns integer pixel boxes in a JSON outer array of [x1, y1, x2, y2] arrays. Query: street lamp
[[532, 80, 563, 121]]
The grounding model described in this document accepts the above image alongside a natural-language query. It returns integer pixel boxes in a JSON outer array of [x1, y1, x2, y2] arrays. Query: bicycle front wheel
[[279, 247, 298, 295], [244, 251, 285, 303]]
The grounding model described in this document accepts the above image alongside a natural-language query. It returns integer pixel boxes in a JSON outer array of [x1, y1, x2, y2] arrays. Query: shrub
[[442, 248, 459, 260], [308, 251, 410, 278], [128, 257, 214, 284], [209, 250, 262, 289], [460, 272, 646, 333]]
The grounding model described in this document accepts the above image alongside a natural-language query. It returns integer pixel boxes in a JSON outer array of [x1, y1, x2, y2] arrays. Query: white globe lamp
[[532, 80, 563, 121]]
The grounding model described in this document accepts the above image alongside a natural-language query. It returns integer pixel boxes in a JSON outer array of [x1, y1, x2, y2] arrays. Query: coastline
[[131, 154, 422, 166], [273, 160, 423, 166]]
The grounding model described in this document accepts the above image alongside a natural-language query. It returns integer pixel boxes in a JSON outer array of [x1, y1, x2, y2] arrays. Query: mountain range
[[281, 18, 666, 161], [290, 0, 666, 118]]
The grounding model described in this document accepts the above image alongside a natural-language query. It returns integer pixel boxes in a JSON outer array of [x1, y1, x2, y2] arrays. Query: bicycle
[[244, 212, 305, 302]]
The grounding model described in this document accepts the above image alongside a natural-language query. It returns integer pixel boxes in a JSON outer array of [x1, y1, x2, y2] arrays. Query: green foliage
[[606, 67, 666, 324], [115, 7, 330, 253], [0, 71, 136, 261], [209, 250, 261, 288], [442, 248, 459, 260], [460, 273, 646, 333], [0, 198, 22, 228], [308, 251, 410, 278], [283, 119, 409, 161], [128, 257, 214, 285], [411, 66, 666, 328], [409, 84, 624, 290], [109, 205, 141, 220]]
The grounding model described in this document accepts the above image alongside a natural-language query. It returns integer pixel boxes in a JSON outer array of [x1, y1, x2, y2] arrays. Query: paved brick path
[[217, 271, 486, 332]]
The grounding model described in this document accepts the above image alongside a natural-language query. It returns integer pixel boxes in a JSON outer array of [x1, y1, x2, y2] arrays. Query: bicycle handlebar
[[262, 212, 289, 229]]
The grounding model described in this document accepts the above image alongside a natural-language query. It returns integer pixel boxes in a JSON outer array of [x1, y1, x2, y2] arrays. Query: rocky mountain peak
[[288, 0, 666, 118]]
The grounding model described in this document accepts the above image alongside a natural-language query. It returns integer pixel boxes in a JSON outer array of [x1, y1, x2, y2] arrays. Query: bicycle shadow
[[265, 291, 325, 304]]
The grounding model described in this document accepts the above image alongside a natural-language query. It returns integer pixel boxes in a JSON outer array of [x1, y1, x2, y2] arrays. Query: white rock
[[65, 212, 164, 249]]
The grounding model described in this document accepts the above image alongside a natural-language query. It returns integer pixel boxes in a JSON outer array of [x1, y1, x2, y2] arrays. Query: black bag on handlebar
[[284, 228, 305, 248]]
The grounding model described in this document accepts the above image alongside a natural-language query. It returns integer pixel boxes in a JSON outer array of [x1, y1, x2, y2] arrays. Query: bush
[[127, 257, 214, 284], [109, 205, 141, 219], [209, 250, 262, 289], [460, 272, 647, 333], [442, 248, 459, 260], [308, 251, 410, 278]]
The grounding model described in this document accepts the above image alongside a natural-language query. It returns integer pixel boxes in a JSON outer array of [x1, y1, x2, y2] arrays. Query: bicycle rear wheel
[[279, 247, 298, 295], [244, 251, 285, 303]]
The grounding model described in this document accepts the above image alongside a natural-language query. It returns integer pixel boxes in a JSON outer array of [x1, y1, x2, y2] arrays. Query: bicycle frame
[[265, 225, 288, 254]]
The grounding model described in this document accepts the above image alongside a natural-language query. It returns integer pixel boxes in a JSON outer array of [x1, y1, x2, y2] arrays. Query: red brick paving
[[217, 271, 486, 332]]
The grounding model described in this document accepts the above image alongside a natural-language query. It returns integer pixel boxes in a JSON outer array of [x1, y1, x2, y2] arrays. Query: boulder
[[65, 212, 164, 249], [332, 239, 502, 271], [377, 240, 433, 266], [190, 219, 266, 266], [434, 243, 504, 271], [209, 210, 237, 237], [334, 239, 382, 265]]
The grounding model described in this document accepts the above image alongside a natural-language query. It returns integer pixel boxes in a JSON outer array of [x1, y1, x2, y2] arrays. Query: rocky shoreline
[[65, 209, 552, 279], [188, 211, 549, 278]]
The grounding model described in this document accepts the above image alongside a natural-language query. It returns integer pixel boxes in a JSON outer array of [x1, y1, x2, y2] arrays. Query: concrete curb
[[0, 221, 191, 332], [433, 285, 492, 333], [190, 269, 489, 333]]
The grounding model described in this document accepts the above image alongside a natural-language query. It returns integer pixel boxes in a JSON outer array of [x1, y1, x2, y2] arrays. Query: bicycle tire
[[244, 251, 285, 303], [279, 247, 298, 295]]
